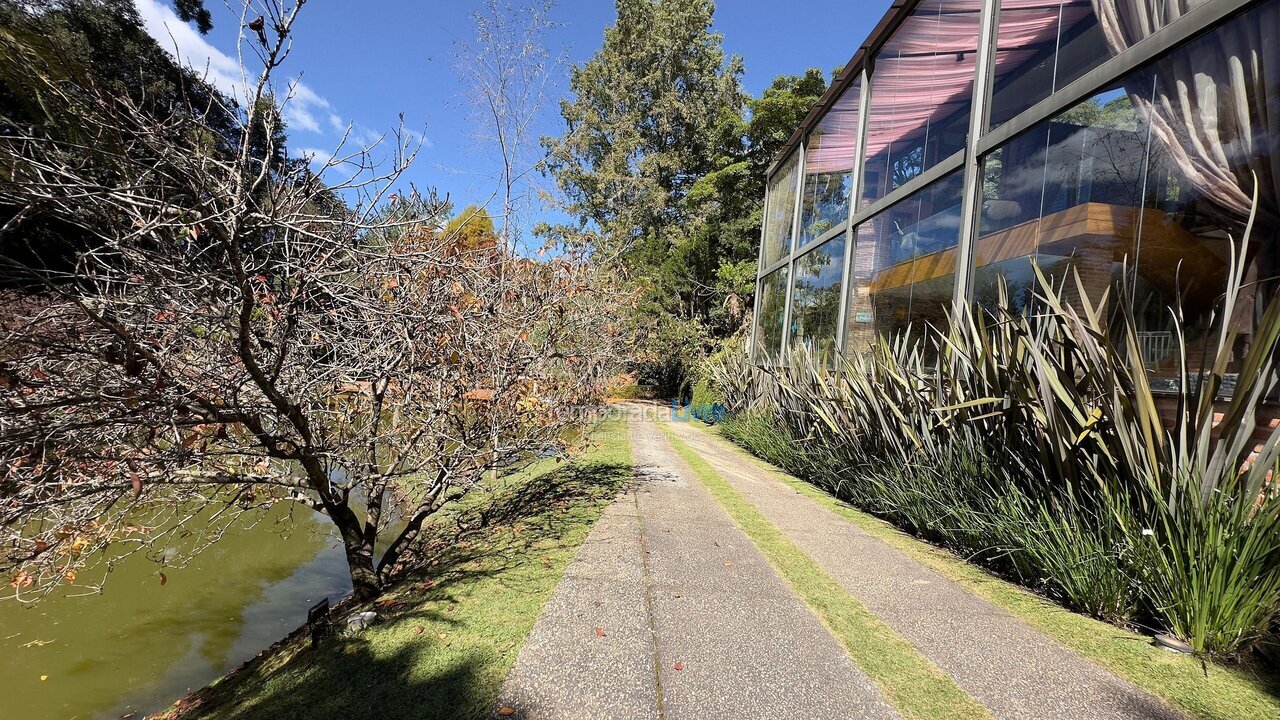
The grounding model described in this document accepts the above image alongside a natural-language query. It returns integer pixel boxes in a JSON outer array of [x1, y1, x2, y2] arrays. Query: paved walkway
[[494, 418, 897, 720], [495, 411, 1186, 719], [664, 418, 1184, 720]]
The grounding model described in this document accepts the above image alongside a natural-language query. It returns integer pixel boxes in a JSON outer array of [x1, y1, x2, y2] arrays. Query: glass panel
[[988, 0, 1107, 129], [846, 169, 965, 354], [753, 267, 790, 364], [799, 80, 861, 245], [974, 83, 1145, 313], [973, 0, 1280, 385], [789, 236, 846, 358], [761, 154, 800, 266], [861, 0, 980, 207]]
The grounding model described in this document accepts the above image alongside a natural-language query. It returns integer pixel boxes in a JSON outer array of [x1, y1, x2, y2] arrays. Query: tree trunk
[[344, 535, 382, 601]]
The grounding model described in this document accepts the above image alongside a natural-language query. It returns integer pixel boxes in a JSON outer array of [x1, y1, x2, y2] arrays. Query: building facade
[[752, 0, 1280, 389]]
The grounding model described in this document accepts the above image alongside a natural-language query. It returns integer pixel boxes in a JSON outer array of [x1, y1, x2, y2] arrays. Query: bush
[[726, 249, 1280, 659]]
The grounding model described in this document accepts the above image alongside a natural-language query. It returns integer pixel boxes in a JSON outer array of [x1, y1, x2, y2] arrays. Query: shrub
[[727, 225, 1280, 658]]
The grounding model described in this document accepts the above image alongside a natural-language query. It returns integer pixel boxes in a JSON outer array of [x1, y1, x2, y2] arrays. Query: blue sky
[[138, 0, 884, 233]]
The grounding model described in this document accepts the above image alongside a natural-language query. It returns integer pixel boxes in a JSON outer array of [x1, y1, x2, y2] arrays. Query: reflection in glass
[[799, 81, 861, 245], [846, 170, 965, 353], [988, 0, 1107, 129], [762, 154, 800, 267], [973, 0, 1280, 382], [789, 237, 846, 358], [861, 0, 980, 207], [754, 267, 790, 364]]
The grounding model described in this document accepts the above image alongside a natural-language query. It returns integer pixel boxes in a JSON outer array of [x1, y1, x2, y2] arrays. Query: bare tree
[[457, 0, 560, 255], [457, 0, 566, 482], [0, 0, 621, 601]]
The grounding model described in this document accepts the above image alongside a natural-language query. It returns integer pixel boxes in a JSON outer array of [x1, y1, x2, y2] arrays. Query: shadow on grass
[[170, 457, 634, 720]]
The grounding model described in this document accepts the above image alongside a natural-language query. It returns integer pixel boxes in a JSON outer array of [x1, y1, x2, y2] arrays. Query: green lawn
[[159, 420, 632, 720], [691, 420, 1280, 720], [662, 426, 994, 720]]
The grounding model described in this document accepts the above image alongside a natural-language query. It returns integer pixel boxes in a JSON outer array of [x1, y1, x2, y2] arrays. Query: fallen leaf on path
[[594, 627, 606, 637], [672, 662, 683, 671], [498, 707, 516, 716], [723, 562, 733, 567]]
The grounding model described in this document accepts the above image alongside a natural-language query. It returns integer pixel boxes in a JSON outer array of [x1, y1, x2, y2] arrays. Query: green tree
[[0, 1, 311, 284], [443, 204, 500, 251], [544, 0, 744, 393], [0, 0, 239, 283], [546, 0, 744, 255], [636, 70, 827, 392], [544, 0, 830, 394], [173, 0, 213, 34]]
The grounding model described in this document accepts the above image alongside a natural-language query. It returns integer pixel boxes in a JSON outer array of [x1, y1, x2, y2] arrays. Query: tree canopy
[[0, 1, 247, 283], [544, 0, 827, 393]]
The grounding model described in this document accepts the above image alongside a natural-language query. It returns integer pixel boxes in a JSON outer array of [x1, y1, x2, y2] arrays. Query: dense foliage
[[0, 0, 306, 285], [714, 254, 1280, 661], [544, 0, 827, 395]]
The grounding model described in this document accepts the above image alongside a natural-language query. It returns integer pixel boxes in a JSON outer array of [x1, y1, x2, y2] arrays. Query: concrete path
[[493, 418, 898, 720], [663, 417, 1186, 720]]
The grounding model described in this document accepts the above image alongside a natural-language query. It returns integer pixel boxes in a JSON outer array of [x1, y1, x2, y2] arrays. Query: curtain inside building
[[1091, 0, 1280, 228]]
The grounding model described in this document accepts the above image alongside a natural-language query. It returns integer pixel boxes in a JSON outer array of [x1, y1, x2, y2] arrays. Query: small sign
[[854, 311, 873, 323], [308, 598, 331, 648]]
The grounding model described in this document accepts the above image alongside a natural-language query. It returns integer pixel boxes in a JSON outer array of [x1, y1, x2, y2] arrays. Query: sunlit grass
[[662, 426, 993, 720], [159, 420, 632, 720]]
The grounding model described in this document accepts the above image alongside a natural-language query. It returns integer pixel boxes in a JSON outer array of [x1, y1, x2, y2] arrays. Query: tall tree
[[544, 0, 745, 393], [0, 0, 242, 284], [546, 0, 744, 258], [547, 43, 827, 393], [681, 69, 828, 334]]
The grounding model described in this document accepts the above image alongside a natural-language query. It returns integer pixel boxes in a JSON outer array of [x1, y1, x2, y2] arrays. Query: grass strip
[[661, 426, 994, 720], [690, 420, 1280, 720], [162, 420, 632, 720]]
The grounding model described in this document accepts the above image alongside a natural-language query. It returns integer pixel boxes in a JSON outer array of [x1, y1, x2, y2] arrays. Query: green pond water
[[3, 508, 352, 719]]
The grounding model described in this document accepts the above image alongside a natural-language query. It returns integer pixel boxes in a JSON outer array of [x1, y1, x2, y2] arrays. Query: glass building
[[752, 0, 1280, 389]]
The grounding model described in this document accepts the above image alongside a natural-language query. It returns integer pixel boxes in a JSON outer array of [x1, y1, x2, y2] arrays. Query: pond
[[2, 507, 352, 719]]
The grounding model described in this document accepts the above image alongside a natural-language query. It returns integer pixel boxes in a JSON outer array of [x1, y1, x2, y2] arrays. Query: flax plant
[[719, 200, 1280, 658]]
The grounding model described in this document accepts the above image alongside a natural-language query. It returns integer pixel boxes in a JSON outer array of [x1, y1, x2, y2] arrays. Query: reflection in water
[[2, 506, 351, 720]]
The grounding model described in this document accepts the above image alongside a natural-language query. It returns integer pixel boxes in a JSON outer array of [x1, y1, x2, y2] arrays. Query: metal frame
[[952, 0, 1002, 309], [756, 149, 802, 279], [779, 135, 809, 360], [754, 0, 1268, 366], [835, 68, 874, 353], [974, 0, 1261, 159]]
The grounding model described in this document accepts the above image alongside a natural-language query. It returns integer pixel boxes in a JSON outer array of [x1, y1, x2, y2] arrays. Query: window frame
[[751, 0, 1270, 367]]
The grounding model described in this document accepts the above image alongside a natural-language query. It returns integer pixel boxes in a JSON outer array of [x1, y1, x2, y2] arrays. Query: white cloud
[[135, 0, 241, 99], [136, 0, 342, 137], [282, 79, 334, 134], [294, 147, 336, 166]]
